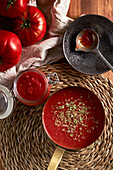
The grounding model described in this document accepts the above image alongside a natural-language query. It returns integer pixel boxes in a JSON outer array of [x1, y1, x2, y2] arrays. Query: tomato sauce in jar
[[42, 86, 105, 150], [13, 69, 51, 105]]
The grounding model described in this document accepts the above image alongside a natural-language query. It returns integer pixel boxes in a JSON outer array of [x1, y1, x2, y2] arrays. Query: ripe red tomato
[[0, 0, 29, 18], [0, 30, 22, 72], [12, 5, 47, 46]]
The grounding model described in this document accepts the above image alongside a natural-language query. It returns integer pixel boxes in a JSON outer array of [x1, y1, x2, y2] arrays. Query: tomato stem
[[7, 0, 16, 10], [21, 16, 31, 29]]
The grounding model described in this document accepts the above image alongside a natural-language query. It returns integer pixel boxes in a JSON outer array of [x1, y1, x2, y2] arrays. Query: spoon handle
[[47, 146, 65, 170], [95, 49, 113, 72]]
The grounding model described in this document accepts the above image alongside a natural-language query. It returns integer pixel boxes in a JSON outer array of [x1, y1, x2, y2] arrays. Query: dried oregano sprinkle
[[51, 94, 98, 141]]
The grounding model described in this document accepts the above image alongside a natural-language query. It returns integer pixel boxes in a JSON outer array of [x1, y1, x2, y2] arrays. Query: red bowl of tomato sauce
[[43, 86, 105, 169], [42, 86, 105, 150], [13, 69, 52, 105]]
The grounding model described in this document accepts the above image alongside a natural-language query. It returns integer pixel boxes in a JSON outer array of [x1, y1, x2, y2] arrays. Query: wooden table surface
[[0, 0, 113, 169]]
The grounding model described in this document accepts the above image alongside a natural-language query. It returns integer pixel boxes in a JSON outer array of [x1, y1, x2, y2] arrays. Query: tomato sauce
[[43, 87, 105, 150], [79, 30, 94, 48], [16, 69, 50, 105]]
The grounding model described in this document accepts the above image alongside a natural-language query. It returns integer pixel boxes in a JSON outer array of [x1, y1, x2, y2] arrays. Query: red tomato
[[12, 5, 47, 46], [0, 30, 22, 72], [0, 0, 29, 18]]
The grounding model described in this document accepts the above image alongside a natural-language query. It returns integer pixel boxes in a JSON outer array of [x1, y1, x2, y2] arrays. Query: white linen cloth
[[0, 0, 73, 88]]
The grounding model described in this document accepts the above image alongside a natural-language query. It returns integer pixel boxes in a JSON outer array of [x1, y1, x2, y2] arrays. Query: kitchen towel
[[0, 0, 73, 88]]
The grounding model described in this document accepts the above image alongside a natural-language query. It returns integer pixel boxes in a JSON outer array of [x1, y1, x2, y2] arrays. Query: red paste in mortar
[[42, 87, 105, 150]]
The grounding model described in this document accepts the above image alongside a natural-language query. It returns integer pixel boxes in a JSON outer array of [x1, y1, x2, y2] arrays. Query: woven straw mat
[[0, 63, 113, 170]]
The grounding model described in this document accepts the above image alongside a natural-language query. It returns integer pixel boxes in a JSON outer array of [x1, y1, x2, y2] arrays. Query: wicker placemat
[[0, 63, 113, 170]]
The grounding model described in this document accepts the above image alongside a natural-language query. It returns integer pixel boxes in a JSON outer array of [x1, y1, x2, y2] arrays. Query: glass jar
[[0, 85, 14, 119], [13, 69, 59, 106]]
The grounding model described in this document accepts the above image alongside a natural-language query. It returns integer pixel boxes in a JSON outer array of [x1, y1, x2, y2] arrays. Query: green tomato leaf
[[7, 4, 11, 11]]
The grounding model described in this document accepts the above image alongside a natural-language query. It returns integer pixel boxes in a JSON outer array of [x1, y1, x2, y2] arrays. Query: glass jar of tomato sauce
[[13, 69, 59, 106]]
